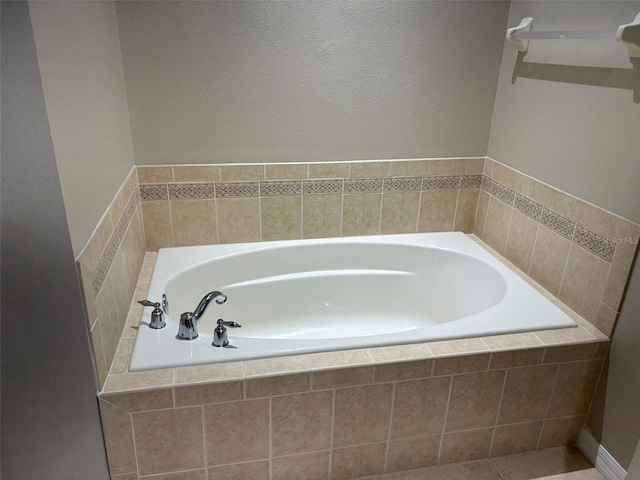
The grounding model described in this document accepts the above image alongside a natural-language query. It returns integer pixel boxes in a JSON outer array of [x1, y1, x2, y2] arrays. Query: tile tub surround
[[476, 159, 640, 336], [136, 158, 485, 251], [98, 247, 610, 479], [76, 167, 147, 389]]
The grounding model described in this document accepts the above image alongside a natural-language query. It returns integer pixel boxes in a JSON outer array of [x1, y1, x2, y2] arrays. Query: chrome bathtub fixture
[[213, 318, 242, 348], [177, 291, 227, 340], [162, 293, 169, 314], [138, 300, 166, 329]]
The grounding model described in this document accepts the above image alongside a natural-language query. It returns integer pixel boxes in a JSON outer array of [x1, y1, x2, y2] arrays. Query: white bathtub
[[129, 233, 576, 371]]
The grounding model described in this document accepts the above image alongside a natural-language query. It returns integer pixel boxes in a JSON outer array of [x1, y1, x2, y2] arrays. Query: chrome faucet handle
[[217, 319, 241, 328], [138, 300, 166, 330], [162, 293, 169, 314], [212, 318, 241, 347]]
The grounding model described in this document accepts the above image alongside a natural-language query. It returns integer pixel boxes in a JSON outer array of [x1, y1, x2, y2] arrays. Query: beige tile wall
[[99, 342, 606, 479], [136, 159, 485, 251], [476, 159, 640, 336], [77, 167, 146, 389]]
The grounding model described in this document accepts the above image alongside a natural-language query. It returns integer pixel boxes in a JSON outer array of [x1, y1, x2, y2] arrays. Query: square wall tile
[[380, 191, 420, 234], [261, 196, 302, 241], [142, 200, 172, 251], [539, 415, 586, 448], [205, 399, 269, 465], [99, 399, 136, 476], [170, 199, 216, 247], [331, 443, 386, 480], [342, 194, 381, 236], [455, 189, 480, 234], [302, 194, 342, 239], [333, 384, 393, 447], [208, 460, 269, 480], [445, 370, 505, 432], [386, 435, 440, 473], [491, 421, 543, 457], [529, 226, 572, 297], [547, 360, 602, 418], [216, 198, 260, 243], [440, 428, 493, 464], [474, 191, 490, 237], [559, 245, 611, 323], [504, 210, 539, 273], [418, 190, 458, 232], [272, 451, 330, 480], [272, 391, 332, 456], [391, 376, 451, 439], [482, 196, 513, 254], [498, 365, 558, 424], [132, 407, 204, 476]]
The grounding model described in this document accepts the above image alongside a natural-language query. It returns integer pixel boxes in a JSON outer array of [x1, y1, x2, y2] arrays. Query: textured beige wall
[[628, 439, 640, 480], [488, 1, 640, 224], [115, 0, 509, 165], [591, 256, 640, 470], [29, 0, 134, 256]]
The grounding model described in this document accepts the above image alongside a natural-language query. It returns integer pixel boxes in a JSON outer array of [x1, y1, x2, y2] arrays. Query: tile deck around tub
[[100, 236, 608, 395]]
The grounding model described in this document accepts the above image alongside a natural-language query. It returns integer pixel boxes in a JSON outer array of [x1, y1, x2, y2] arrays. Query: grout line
[[378, 187, 385, 235], [415, 177, 424, 233], [201, 405, 209, 479], [339, 180, 345, 237], [268, 397, 273, 480], [436, 377, 454, 465], [138, 467, 207, 479], [451, 186, 462, 231], [526, 222, 542, 275], [383, 382, 397, 473], [300, 189, 304, 239], [130, 412, 141, 479], [167, 193, 175, 247], [328, 390, 336, 478], [556, 242, 575, 299], [538, 364, 561, 449], [489, 370, 509, 457]]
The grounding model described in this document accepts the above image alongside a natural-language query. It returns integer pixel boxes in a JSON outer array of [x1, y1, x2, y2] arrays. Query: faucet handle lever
[[138, 300, 166, 330], [138, 299, 159, 308], [217, 319, 241, 328]]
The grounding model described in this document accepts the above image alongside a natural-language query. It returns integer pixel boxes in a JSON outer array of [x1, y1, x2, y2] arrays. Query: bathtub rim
[[101, 234, 608, 395]]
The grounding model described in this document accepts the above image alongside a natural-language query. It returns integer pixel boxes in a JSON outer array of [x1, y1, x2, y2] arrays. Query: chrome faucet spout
[[177, 291, 227, 340], [193, 291, 227, 320]]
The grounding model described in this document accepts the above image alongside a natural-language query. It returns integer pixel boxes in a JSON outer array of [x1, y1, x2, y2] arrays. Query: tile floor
[[359, 447, 604, 480]]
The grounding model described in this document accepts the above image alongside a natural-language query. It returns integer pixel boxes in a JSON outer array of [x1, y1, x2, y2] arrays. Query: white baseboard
[[577, 427, 627, 480]]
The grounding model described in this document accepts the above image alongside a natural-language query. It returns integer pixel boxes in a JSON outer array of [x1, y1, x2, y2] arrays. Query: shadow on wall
[[512, 52, 640, 103]]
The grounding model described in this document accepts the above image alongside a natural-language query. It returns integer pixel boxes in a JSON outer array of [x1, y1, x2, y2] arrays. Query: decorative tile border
[[460, 175, 483, 189], [168, 183, 215, 200], [139, 184, 168, 201], [482, 175, 616, 262], [383, 177, 422, 191], [422, 176, 461, 190], [143, 174, 481, 199], [260, 181, 302, 196], [573, 225, 616, 262], [541, 208, 576, 240], [93, 189, 141, 294], [344, 178, 383, 193], [215, 181, 259, 198], [489, 181, 516, 205], [514, 194, 543, 222], [303, 179, 343, 194]]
